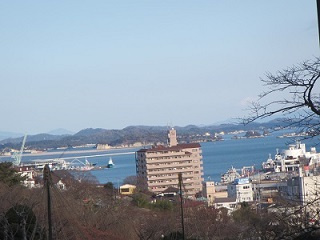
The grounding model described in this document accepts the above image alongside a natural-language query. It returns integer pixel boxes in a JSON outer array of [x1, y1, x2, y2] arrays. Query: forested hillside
[[0, 119, 296, 151]]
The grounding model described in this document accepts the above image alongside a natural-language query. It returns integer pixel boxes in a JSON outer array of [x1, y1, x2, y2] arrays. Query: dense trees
[[2, 176, 320, 239], [0, 162, 26, 186]]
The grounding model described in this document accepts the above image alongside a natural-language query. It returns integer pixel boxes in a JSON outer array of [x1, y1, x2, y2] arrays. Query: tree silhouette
[[244, 57, 320, 138], [0, 204, 45, 239]]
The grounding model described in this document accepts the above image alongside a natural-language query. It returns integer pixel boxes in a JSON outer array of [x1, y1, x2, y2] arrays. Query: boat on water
[[261, 141, 320, 173], [221, 165, 255, 184], [221, 166, 241, 184], [106, 158, 114, 168]]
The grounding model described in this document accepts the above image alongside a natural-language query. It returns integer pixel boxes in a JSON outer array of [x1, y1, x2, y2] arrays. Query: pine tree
[[0, 162, 26, 186]]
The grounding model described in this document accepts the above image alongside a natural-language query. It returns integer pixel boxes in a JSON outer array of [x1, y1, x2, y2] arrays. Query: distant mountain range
[[0, 131, 24, 141], [47, 128, 75, 136], [0, 128, 73, 141], [0, 119, 292, 151]]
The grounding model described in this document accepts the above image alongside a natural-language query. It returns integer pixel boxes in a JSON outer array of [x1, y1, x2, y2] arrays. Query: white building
[[214, 197, 237, 213], [228, 178, 254, 203], [263, 142, 320, 174], [16, 166, 36, 188], [282, 167, 320, 222], [299, 175, 320, 206]]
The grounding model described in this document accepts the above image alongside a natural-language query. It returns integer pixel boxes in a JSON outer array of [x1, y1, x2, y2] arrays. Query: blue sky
[[0, 1, 318, 134]]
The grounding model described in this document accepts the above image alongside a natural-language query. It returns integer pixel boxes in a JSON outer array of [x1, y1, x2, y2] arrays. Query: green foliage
[[151, 200, 173, 211], [0, 162, 26, 186], [132, 193, 174, 211], [232, 202, 257, 223], [132, 193, 150, 208]]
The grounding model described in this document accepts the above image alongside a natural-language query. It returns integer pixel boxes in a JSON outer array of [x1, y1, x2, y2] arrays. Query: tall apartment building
[[135, 128, 204, 198]]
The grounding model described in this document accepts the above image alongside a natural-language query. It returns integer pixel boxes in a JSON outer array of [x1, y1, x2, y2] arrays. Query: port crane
[[12, 134, 27, 166]]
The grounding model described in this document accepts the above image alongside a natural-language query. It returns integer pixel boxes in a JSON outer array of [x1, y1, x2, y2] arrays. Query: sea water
[[1, 131, 319, 186], [202, 134, 318, 182]]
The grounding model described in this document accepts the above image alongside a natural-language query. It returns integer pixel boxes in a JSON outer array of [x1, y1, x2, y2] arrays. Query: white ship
[[262, 142, 320, 173], [221, 166, 241, 184], [106, 157, 114, 168]]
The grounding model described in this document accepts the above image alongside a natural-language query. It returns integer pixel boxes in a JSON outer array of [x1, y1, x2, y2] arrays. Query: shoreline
[[0, 146, 139, 159]]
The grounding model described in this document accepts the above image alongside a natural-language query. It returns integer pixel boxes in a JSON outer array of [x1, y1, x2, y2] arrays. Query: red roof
[[137, 143, 201, 153]]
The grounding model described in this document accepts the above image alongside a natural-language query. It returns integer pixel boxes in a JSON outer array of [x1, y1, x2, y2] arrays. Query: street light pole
[[317, 0, 320, 47]]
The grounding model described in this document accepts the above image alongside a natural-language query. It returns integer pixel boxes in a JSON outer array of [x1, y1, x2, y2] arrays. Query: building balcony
[[148, 178, 200, 187], [145, 156, 199, 164], [148, 174, 179, 181], [148, 173, 197, 180], [144, 151, 186, 158], [148, 181, 179, 187], [147, 168, 194, 175], [146, 162, 196, 170]]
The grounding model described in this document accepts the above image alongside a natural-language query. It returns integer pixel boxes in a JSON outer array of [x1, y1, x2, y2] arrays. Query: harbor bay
[[1, 130, 318, 186]]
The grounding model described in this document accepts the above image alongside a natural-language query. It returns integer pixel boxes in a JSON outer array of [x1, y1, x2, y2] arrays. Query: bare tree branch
[[244, 57, 320, 139]]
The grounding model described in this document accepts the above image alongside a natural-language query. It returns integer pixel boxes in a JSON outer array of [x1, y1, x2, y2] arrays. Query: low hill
[[0, 119, 290, 151], [0, 131, 24, 141]]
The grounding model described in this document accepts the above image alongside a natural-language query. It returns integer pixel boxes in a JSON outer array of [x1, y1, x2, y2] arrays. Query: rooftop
[[137, 143, 201, 153], [214, 197, 237, 204]]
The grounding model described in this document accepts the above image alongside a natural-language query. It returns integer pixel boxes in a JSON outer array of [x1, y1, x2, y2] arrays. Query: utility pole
[[43, 164, 53, 240], [317, 0, 320, 47], [178, 173, 185, 240]]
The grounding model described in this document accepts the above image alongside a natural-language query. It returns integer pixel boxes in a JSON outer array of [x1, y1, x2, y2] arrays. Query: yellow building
[[119, 184, 136, 195]]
